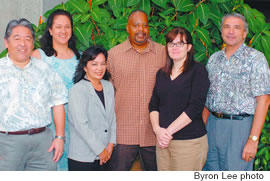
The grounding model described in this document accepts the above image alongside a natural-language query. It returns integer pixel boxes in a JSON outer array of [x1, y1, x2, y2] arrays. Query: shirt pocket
[[0, 78, 17, 100], [0, 81, 9, 98], [230, 70, 250, 87], [33, 80, 51, 105]]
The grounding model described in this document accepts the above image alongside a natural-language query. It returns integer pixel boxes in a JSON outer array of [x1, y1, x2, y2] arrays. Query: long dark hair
[[162, 27, 195, 76], [73, 46, 111, 84], [40, 9, 80, 59]]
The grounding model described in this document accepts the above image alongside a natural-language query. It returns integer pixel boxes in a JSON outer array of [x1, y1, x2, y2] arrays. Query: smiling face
[[84, 53, 107, 82], [49, 15, 72, 46], [167, 34, 192, 62], [4, 26, 34, 67], [221, 16, 247, 49], [126, 11, 149, 49]]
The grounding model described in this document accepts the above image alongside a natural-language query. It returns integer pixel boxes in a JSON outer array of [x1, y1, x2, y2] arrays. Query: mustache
[[135, 31, 146, 36]]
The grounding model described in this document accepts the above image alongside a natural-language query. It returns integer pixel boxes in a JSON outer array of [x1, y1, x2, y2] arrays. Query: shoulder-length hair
[[40, 9, 80, 59], [162, 27, 195, 76], [73, 46, 111, 84]]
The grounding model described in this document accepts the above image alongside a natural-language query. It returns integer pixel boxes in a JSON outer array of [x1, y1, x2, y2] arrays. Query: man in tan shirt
[[107, 10, 166, 171]]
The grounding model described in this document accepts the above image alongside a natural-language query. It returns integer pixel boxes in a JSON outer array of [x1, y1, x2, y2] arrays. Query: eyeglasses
[[167, 42, 188, 47]]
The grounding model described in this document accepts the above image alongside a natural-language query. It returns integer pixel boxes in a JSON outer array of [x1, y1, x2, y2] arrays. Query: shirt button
[[105, 130, 108, 133]]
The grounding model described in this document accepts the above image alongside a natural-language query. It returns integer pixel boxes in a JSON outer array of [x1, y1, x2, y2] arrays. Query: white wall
[[0, 0, 67, 51]]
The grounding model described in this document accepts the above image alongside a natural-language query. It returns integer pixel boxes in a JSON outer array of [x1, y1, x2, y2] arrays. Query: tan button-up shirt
[[107, 38, 166, 146]]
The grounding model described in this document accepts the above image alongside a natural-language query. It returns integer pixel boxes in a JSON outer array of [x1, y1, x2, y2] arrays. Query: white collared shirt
[[0, 55, 68, 131]]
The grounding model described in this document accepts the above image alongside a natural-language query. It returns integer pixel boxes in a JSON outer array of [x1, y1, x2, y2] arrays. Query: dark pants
[[68, 158, 109, 171], [108, 144, 157, 171]]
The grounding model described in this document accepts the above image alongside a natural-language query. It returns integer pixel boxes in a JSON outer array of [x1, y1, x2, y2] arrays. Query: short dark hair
[[73, 46, 110, 84], [4, 18, 35, 41], [162, 27, 195, 76], [40, 9, 80, 59]]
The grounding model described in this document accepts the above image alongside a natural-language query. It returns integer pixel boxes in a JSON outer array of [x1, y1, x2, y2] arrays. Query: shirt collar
[[6, 54, 33, 69], [123, 38, 158, 54], [233, 43, 246, 58], [222, 43, 246, 58], [83, 75, 91, 82]]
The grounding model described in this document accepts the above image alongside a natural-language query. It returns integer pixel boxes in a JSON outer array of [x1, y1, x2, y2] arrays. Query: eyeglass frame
[[167, 41, 189, 47]]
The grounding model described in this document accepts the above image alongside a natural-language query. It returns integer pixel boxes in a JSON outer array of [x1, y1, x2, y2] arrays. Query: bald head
[[128, 10, 148, 23]]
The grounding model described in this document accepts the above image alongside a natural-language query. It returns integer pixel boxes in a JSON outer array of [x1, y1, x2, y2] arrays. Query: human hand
[[242, 139, 258, 162], [99, 149, 110, 165], [155, 127, 173, 149], [105, 143, 114, 160], [48, 138, 65, 162]]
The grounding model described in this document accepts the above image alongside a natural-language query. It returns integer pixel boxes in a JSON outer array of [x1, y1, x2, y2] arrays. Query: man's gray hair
[[221, 13, 249, 34], [4, 18, 35, 41]]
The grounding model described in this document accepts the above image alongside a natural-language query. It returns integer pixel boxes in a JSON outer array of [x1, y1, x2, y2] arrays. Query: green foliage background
[[32, 0, 270, 66], [0, 0, 269, 170]]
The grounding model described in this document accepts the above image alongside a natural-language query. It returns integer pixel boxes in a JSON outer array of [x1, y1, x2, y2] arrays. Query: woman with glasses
[[149, 27, 210, 170]]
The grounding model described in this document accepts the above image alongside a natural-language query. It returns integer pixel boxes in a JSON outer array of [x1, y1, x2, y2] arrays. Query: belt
[[211, 111, 251, 120], [0, 127, 46, 135]]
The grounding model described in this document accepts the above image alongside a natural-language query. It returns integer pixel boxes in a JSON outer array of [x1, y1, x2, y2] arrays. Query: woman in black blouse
[[149, 27, 210, 170]]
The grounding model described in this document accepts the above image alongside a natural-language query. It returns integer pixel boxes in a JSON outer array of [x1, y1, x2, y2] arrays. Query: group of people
[[0, 8, 269, 171]]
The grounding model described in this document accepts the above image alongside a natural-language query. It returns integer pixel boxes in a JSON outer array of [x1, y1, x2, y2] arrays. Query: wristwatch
[[55, 135, 66, 142], [249, 135, 258, 142]]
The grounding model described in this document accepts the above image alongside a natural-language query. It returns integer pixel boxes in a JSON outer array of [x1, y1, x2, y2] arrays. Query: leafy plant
[[0, 0, 269, 170], [29, 0, 270, 66], [254, 111, 270, 171]]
